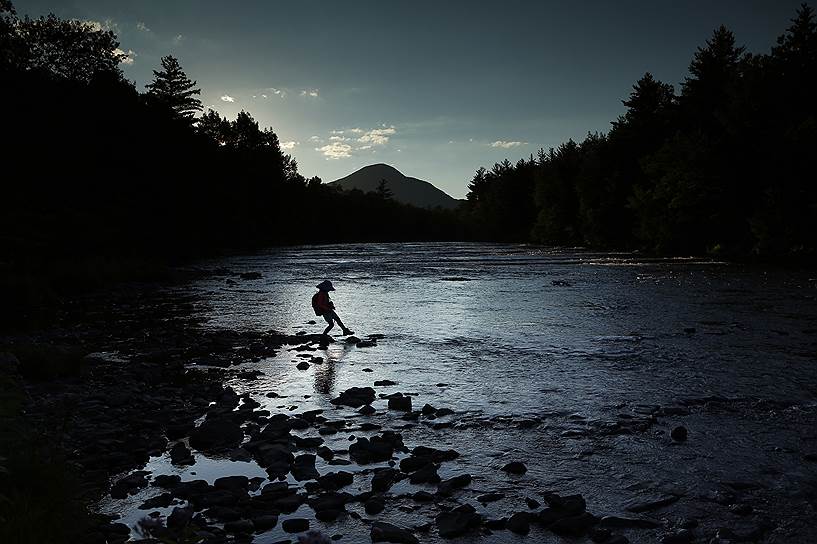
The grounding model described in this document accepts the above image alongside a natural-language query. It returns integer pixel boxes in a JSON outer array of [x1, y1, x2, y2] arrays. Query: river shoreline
[[2, 251, 817, 543]]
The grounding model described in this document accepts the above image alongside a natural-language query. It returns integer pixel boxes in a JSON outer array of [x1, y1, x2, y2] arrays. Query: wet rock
[[409, 463, 440, 484], [111, 470, 150, 497], [549, 512, 598, 536], [477, 492, 505, 503], [190, 417, 244, 451], [317, 446, 334, 460], [282, 518, 309, 533], [421, 403, 437, 415], [308, 491, 352, 513], [437, 474, 472, 496], [372, 468, 400, 491], [374, 380, 398, 386], [435, 408, 455, 417], [598, 515, 662, 529], [671, 426, 688, 442], [292, 454, 320, 481], [501, 461, 527, 474], [661, 529, 694, 543], [251, 514, 278, 531], [224, 519, 254, 533], [349, 432, 405, 464], [358, 404, 376, 416], [153, 474, 181, 488], [539, 493, 587, 526], [365, 497, 386, 515], [507, 512, 534, 535], [371, 521, 419, 544], [624, 494, 679, 513], [330, 387, 376, 408], [318, 471, 353, 491], [388, 394, 412, 412], [413, 491, 434, 502], [139, 492, 174, 509], [296, 361, 310, 370], [356, 340, 377, 348], [436, 503, 482, 538], [293, 435, 324, 449], [590, 527, 612, 542], [165, 422, 195, 440], [167, 506, 194, 529], [729, 503, 753, 516], [214, 475, 249, 492], [169, 442, 195, 466], [525, 497, 541, 509]]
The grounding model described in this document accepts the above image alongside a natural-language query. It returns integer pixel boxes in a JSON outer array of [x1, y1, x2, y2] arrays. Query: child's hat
[[316, 280, 335, 291]]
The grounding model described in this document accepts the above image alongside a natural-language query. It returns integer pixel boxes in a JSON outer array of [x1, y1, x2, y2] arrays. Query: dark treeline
[[464, 5, 817, 259], [0, 1, 462, 317]]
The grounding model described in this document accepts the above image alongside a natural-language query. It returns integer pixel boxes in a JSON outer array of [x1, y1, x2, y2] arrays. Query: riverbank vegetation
[[464, 5, 817, 259]]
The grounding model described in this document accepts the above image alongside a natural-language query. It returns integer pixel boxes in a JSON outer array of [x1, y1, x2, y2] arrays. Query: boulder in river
[[371, 521, 419, 543], [436, 503, 482, 538], [501, 461, 527, 474], [190, 417, 243, 451], [330, 387, 376, 408], [388, 394, 412, 412], [671, 425, 688, 442]]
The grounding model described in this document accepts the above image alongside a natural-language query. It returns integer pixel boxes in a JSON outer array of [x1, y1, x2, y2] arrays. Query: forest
[[1, 2, 816, 320], [463, 5, 817, 259]]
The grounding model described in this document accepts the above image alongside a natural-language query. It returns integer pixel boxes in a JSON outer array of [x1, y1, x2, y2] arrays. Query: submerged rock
[[388, 394, 412, 412], [671, 426, 688, 442], [501, 461, 527, 474], [436, 504, 482, 538], [371, 521, 419, 543]]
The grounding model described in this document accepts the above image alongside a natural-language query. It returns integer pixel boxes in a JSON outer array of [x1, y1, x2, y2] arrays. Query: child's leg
[[323, 312, 335, 335]]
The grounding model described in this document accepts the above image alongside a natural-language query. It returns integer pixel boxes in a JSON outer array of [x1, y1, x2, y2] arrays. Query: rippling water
[[103, 243, 817, 542]]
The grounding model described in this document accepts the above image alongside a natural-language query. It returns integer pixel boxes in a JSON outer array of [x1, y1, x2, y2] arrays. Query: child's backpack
[[311, 292, 323, 316]]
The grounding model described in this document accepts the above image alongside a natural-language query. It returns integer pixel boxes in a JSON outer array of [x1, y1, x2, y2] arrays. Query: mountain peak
[[328, 164, 460, 210]]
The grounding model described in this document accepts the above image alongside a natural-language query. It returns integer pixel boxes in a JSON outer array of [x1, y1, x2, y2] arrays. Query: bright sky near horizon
[[15, 0, 807, 198]]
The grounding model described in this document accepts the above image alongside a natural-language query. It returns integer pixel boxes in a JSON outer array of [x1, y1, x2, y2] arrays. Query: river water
[[102, 243, 817, 543]]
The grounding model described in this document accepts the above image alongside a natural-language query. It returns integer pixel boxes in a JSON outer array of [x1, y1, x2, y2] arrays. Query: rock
[[372, 468, 400, 491], [153, 474, 181, 488], [501, 461, 527, 474], [169, 442, 195, 465], [330, 387, 376, 408], [349, 432, 405, 464], [214, 475, 249, 492], [477, 492, 504, 503], [165, 422, 195, 440], [539, 493, 587, 525], [224, 519, 254, 533], [317, 446, 334, 460], [671, 426, 688, 442], [437, 474, 472, 496], [374, 380, 398, 386], [436, 504, 482, 538], [421, 404, 436, 415], [240, 272, 262, 280], [409, 463, 440, 484], [296, 361, 310, 370], [356, 340, 377, 348], [413, 491, 434, 502], [507, 512, 533, 535], [661, 529, 694, 543], [281, 518, 309, 533], [365, 497, 386, 515], [358, 404, 376, 416], [371, 521, 419, 544], [598, 515, 662, 529], [251, 514, 278, 531], [435, 408, 455, 417], [167, 506, 194, 529], [190, 417, 244, 451], [318, 471, 353, 491], [139, 493, 174, 509], [388, 394, 412, 412], [308, 491, 352, 514], [624, 494, 679, 513], [729, 503, 752, 516], [292, 454, 319, 481]]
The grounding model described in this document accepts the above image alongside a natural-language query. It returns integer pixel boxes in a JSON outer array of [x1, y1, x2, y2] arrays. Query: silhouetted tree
[[146, 55, 202, 121]]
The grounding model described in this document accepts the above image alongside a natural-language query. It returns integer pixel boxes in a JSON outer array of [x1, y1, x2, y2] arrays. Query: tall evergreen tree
[[146, 55, 202, 121]]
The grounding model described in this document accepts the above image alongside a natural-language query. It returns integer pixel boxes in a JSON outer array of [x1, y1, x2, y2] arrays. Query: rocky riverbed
[[3, 243, 817, 543]]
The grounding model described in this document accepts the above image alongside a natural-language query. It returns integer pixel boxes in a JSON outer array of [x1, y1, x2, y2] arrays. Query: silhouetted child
[[312, 280, 354, 336]]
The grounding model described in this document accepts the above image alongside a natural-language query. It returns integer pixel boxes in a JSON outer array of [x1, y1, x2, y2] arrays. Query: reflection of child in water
[[311, 280, 354, 336]]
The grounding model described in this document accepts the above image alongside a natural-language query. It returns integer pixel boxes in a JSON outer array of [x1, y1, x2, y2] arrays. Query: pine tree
[[146, 55, 202, 121]]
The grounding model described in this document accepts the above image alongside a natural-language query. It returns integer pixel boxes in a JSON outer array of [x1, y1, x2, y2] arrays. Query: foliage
[[146, 55, 203, 122], [465, 4, 817, 259]]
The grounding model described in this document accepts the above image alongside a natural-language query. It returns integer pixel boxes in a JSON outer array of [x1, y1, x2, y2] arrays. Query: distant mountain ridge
[[328, 164, 460, 210]]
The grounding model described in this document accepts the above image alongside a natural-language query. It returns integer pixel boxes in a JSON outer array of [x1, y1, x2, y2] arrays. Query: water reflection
[[313, 341, 353, 394]]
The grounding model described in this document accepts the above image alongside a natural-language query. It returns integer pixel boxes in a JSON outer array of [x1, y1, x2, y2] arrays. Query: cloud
[[491, 140, 526, 148], [309, 135, 323, 143], [84, 19, 119, 33], [114, 48, 136, 65], [300, 89, 319, 98], [136, 21, 151, 32], [281, 141, 298, 151], [220, 95, 235, 103], [173, 34, 184, 44], [357, 125, 396, 146], [329, 135, 350, 141], [269, 88, 285, 97], [317, 142, 352, 159], [358, 145, 373, 150]]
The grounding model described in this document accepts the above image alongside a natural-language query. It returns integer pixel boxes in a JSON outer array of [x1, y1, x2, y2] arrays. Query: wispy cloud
[[300, 89, 319, 98], [136, 21, 151, 32], [491, 140, 526, 149], [114, 48, 136, 65], [309, 135, 323, 143], [357, 125, 396, 146], [173, 34, 184, 45], [281, 141, 298, 151], [83, 19, 119, 33], [317, 141, 352, 159], [220, 95, 235, 103]]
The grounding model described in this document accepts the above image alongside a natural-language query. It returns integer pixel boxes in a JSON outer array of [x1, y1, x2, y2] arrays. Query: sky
[[14, 0, 808, 198]]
